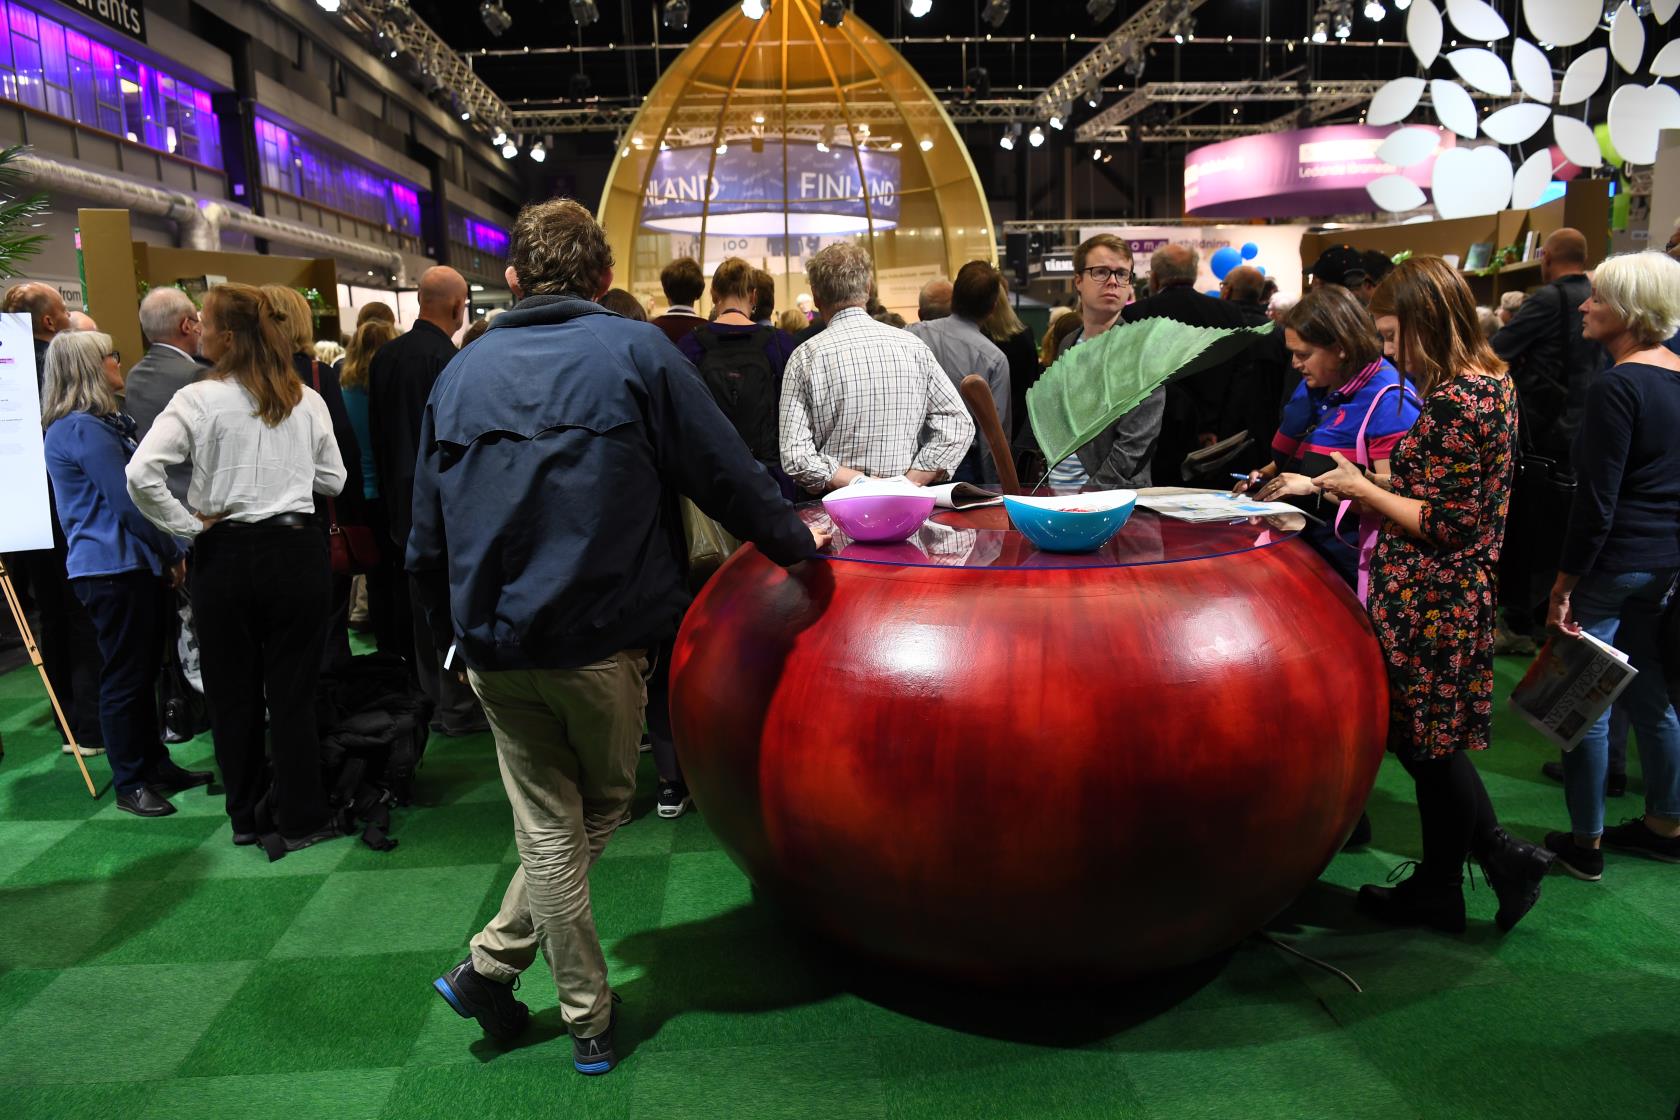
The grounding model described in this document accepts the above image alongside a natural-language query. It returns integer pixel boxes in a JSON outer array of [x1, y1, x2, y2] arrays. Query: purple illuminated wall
[[447, 207, 508, 259], [255, 116, 422, 236], [0, 0, 220, 166], [1183, 124, 1453, 219]]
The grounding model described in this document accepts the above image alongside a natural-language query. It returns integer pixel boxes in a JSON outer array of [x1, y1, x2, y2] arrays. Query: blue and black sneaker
[[572, 1007, 619, 1075], [433, 958, 529, 1043]]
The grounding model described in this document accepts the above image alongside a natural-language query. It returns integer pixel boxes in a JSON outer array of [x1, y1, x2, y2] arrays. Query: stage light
[[918, 136, 934, 151], [1028, 125, 1045, 147], [904, 0, 932, 16], [315, 0, 341, 11], [965, 65, 991, 99], [816, 139, 829, 152], [663, 0, 690, 30], [1048, 105, 1068, 130], [1364, 0, 1385, 18], [1393, 0, 1411, 7], [501, 139, 518, 158], [716, 142, 729, 154], [569, 72, 593, 100], [460, 111, 471, 121], [1085, 84, 1102, 109], [982, 0, 1010, 28], [999, 124, 1018, 150], [819, 0, 848, 27], [493, 129, 508, 146], [480, 1, 512, 36], [1087, 0, 1117, 21], [1310, 17, 1329, 42], [385, 0, 415, 27], [1091, 147, 1103, 160], [1334, 8, 1353, 37], [571, 0, 599, 27], [741, 0, 767, 18], [529, 141, 546, 162]]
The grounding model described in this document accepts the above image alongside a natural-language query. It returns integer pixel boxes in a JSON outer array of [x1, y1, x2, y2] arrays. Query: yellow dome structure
[[597, 0, 996, 319]]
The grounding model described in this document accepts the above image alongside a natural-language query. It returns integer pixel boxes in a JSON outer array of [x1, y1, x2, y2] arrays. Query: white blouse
[[126, 377, 347, 539]]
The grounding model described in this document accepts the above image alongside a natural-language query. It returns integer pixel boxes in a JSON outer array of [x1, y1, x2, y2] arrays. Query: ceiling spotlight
[[1087, 0, 1117, 21], [479, 1, 512, 36], [999, 123, 1020, 150], [492, 129, 507, 145], [1393, 0, 1411, 7], [740, 0, 767, 18], [1091, 147, 1103, 161], [1085, 85, 1102, 109], [384, 0, 415, 27], [529, 141, 547, 162], [570, 0, 600, 27], [1310, 16, 1329, 42], [315, 0, 341, 11], [982, 0, 1010, 27], [1334, 8, 1354, 37], [816, 139, 829, 152], [663, 0, 690, 30], [918, 136, 934, 151], [905, 0, 933, 16], [501, 139, 518, 159], [1363, 0, 1386, 17], [1028, 125, 1045, 147], [965, 65, 992, 99], [819, 0, 849, 27], [569, 72, 593, 100], [1048, 112, 1066, 130]]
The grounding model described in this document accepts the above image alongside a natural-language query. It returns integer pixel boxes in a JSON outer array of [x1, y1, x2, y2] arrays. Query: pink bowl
[[822, 491, 937, 543]]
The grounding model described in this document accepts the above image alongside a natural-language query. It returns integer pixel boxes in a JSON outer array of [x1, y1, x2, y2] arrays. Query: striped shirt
[[779, 307, 975, 491], [1273, 358, 1419, 471]]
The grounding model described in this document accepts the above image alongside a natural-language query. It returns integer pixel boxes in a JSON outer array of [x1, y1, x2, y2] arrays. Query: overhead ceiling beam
[[1030, 0, 1211, 122]]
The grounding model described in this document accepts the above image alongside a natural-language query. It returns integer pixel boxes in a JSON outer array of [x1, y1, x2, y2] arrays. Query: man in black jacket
[[1123, 244, 1249, 484], [367, 265, 484, 732], [418, 198, 825, 1077]]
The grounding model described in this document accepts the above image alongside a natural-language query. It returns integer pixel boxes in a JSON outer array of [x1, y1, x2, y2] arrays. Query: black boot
[[1476, 828, 1553, 932], [1358, 862, 1466, 934]]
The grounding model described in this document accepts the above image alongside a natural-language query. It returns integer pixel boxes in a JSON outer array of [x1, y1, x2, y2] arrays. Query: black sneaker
[[1475, 828, 1553, 932], [433, 958, 530, 1043], [1357, 862, 1466, 933], [657, 781, 691, 820], [1544, 831, 1605, 881], [1601, 818, 1680, 864], [572, 1009, 617, 1075]]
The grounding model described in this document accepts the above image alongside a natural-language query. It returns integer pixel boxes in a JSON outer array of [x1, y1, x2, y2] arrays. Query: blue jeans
[[1561, 567, 1680, 837]]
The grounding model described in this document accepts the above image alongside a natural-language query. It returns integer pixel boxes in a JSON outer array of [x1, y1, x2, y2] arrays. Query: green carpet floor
[[0, 650, 1676, 1120]]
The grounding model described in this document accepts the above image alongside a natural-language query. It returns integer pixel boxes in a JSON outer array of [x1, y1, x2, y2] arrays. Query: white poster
[[0, 311, 52, 552]]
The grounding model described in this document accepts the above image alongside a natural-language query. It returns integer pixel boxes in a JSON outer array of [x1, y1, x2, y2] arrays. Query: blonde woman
[[127, 284, 347, 850], [41, 331, 206, 817]]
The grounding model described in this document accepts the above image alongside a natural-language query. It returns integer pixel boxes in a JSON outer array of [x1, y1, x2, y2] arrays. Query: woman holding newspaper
[[1539, 251, 1680, 881], [1314, 257, 1554, 935]]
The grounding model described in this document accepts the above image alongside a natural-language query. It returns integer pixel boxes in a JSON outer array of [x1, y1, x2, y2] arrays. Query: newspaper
[[1135, 491, 1308, 523], [1508, 630, 1638, 751]]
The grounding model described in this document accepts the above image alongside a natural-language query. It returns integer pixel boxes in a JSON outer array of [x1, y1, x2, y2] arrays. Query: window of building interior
[[255, 115, 422, 237]]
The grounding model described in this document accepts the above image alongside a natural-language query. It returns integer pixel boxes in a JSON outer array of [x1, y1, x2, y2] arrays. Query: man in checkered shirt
[[779, 243, 975, 493]]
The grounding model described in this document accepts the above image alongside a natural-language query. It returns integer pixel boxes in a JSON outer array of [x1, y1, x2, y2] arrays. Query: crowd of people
[[3, 204, 1679, 1075]]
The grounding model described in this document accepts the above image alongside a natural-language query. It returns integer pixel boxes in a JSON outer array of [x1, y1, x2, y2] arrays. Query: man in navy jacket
[[416, 199, 824, 1077]]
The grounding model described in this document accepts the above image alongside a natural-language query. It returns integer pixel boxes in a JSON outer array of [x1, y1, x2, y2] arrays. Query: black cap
[[1359, 249, 1394, 285], [1307, 244, 1363, 287]]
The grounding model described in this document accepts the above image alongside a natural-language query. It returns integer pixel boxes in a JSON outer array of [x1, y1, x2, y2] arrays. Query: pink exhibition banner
[[1183, 125, 1454, 219]]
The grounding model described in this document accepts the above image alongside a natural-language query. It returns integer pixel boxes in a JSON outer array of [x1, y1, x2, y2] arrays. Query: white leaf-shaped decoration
[[1655, 0, 1678, 24], [1431, 78, 1480, 139], [1552, 114, 1604, 168], [1447, 48, 1514, 96], [1377, 126, 1445, 167], [1409, 0, 1445, 68], [1482, 103, 1553, 144], [1510, 148, 1555, 210], [1610, 2, 1645, 73], [1651, 39, 1680, 77], [1607, 82, 1680, 165], [1558, 48, 1608, 104], [1512, 39, 1554, 102], [1446, 0, 1509, 41], [1522, 0, 1602, 46], [1368, 175, 1429, 213], [1368, 77, 1428, 125], [1432, 146, 1514, 217]]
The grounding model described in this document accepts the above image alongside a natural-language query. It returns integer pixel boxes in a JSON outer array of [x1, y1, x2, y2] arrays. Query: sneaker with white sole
[[1601, 818, 1680, 864], [1544, 831, 1604, 881], [657, 781, 691, 819], [62, 741, 105, 757]]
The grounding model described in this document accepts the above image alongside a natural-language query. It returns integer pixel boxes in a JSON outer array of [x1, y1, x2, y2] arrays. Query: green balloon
[[1594, 123, 1622, 166]]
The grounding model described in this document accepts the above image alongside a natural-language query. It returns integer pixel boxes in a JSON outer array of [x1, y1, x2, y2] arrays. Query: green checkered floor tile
[[0, 653, 1676, 1119]]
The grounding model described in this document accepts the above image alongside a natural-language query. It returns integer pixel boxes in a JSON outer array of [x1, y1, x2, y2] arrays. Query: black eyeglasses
[[1077, 266, 1133, 286], [105, 350, 121, 363]]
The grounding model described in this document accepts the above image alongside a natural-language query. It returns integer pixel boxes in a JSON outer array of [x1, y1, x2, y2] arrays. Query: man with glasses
[[1043, 233, 1165, 490], [127, 287, 206, 504]]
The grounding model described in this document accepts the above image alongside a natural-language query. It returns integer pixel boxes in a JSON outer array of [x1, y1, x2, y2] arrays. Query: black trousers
[[10, 546, 102, 747], [190, 523, 331, 837], [1398, 749, 1499, 884], [70, 571, 170, 795], [646, 636, 684, 785], [361, 495, 404, 657]]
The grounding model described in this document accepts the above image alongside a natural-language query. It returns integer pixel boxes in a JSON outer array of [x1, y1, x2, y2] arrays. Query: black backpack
[[692, 327, 780, 461]]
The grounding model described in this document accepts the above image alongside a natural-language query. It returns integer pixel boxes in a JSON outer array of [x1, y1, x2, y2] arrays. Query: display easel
[[0, 555, 98, 797]]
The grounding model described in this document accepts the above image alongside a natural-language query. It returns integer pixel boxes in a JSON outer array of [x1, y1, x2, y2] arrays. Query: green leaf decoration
[[0, 145, 48, 281], [1026, 316, 1276, 468]]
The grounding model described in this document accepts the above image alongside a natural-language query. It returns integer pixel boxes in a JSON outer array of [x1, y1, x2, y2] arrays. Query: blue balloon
[[1258, 265, 1267, 275], [1206, 289, 1221, 297], [1210, 246, 1243, 280], [1241, 241, 1260, 260]]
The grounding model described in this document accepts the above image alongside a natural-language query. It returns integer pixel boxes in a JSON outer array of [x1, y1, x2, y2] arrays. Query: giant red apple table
[[670, 500, 1389, 984]]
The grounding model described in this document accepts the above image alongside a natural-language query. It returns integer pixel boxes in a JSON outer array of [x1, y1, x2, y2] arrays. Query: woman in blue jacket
[[40, 331, 210, 817]]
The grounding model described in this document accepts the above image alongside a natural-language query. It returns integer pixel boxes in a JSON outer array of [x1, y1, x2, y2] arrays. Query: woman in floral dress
[[1314, 256, 1553, 935]]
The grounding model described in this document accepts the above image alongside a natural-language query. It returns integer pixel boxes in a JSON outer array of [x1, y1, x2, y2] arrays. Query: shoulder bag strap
[[1334, 381, 1414, 603]]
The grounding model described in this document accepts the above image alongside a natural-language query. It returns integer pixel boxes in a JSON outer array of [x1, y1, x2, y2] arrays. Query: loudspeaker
[[1005, 231, 1030, 286]]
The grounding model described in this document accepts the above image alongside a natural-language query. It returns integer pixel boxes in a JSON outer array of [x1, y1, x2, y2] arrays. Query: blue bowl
[[1003, 491, 1137, 552]]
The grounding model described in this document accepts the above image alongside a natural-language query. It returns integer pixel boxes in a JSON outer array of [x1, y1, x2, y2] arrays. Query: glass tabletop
[[797, 500, 1307, 571]]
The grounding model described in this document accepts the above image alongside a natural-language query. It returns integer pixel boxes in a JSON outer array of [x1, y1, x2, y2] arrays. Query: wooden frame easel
[[0, 554, 98, 797]]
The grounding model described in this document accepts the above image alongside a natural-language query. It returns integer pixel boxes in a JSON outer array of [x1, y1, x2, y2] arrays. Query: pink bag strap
[[1333, 379, 1420, 603]]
